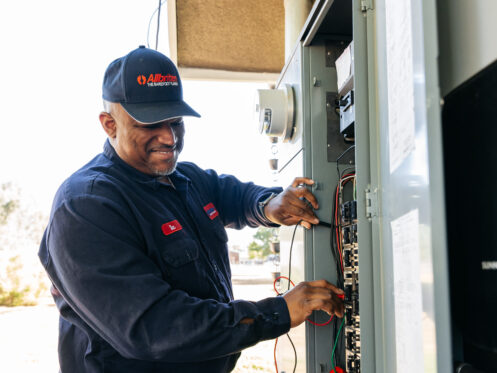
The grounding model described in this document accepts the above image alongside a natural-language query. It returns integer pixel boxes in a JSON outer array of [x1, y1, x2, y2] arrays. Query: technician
[[39, 46, 344, 373]]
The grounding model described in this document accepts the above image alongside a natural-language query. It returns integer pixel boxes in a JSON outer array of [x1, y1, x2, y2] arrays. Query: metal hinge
[[361, 0, 374, 12], [365, 187, 378, 219]]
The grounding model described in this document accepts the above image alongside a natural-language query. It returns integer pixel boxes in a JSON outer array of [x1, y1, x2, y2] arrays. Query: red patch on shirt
[[203, 203, 219, 220], [161, 220, 182, 236]]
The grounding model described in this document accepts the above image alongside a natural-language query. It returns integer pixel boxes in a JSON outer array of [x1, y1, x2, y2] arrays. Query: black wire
[[336, 145, 355, 163], [332, 316, 342, 369], [272, 224, 299, 373], [340, 167, 356, 179], [330, 186, 344, 288], [335, 145, 356, 178], [155, 0, 162, 50], [279, 148, 303, 174], [332, 317, 338, 368], [147, 1, 167, 49], [330, 187, 342, 274], [286, 333, 298, 373], [287, 223, 299, 292]]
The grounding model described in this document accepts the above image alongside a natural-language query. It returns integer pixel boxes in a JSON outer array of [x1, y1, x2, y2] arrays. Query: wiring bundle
[[332, 169, 361, 373], [272, 166, 358, 373]]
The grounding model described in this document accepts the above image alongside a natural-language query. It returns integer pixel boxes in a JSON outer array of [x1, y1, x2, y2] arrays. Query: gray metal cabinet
[[263, 0, 496, 371]]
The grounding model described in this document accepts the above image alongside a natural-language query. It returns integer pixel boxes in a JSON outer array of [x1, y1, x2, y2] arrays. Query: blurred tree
[[0, 183, 19, 225], [0, 182, 49, 306], [247, 227, 278, 259]]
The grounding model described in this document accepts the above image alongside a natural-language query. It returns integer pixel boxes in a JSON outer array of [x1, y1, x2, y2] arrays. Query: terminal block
[[346, 354, 361, 373], [342, 224, 358, 247], [341, 201, 357, 226], [340, 200, 360, 371]]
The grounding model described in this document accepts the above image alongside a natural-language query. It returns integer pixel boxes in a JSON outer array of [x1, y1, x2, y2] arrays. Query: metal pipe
[[284, 0, 313, 60]]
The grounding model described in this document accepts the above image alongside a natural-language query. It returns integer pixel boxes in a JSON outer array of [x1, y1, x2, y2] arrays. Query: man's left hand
[[264, 177, 320, 229]]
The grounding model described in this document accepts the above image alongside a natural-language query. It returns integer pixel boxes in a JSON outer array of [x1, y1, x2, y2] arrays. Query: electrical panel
[[262, 39, 359, 373], [255, 0, 491, 372]]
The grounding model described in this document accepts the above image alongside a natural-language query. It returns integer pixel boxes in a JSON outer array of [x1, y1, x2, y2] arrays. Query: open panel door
[[364, 0, 452, 371]]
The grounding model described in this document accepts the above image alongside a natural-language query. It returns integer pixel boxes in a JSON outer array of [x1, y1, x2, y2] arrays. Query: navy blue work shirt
[[38, 140, 290, 373]]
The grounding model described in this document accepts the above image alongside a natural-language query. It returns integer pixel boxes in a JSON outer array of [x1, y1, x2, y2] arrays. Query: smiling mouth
[[150, 146, 176, 153], [149, 146, 176, 161]]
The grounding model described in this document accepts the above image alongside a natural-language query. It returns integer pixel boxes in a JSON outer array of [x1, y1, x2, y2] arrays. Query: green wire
[[331, 318, 345, 372]]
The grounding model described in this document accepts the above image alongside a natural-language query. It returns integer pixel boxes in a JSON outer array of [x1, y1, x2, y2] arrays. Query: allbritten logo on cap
[[137, 73, 178, 87]]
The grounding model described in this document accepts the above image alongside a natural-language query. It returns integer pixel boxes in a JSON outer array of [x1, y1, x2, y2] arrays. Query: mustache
[[149, 144, 176, 152]]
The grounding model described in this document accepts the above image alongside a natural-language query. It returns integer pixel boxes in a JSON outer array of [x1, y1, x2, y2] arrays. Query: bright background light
[[0, 0, 278, 246]]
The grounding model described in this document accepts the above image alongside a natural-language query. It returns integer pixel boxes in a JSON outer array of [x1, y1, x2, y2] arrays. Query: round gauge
[[255, 84, 295, 142]]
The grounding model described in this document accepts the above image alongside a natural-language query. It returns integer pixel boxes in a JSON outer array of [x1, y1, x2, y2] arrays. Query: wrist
[[258, 192, 278, 221]]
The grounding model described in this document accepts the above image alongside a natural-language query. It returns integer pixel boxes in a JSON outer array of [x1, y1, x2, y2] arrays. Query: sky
[[0, 0, 277, 248]]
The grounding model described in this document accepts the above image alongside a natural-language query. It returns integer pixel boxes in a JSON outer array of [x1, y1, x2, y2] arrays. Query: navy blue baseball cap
[[102, 46, 200, 124]]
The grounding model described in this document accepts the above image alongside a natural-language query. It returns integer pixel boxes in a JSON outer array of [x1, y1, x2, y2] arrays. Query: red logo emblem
[[137, 73, 178, 87], [146, 73, 178, 83], [203, 203, 219, 220], [161, 220, 182, 236], [137, 75, 147, 85]]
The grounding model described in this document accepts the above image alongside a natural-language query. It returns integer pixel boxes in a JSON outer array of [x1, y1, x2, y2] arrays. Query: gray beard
[[150, 162, 177, 177]]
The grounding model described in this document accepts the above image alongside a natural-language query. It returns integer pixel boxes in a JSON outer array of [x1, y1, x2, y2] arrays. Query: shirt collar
[[102, 139, 191, 190]]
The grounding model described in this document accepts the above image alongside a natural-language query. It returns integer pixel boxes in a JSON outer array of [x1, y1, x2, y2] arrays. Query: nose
[[156, 123, 176, 145]]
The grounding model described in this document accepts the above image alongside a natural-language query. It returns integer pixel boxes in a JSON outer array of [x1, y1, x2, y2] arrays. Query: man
[[39, 46, 344, 373]]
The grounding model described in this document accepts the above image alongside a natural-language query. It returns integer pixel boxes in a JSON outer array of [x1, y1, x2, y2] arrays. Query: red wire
[[306, 315, 334, 326], [335, 186, 344, 273], [273, 275, 295, 294], [273, 275, 334, 325], [273, 276, 334, 372], [274, 337, 278, 373]]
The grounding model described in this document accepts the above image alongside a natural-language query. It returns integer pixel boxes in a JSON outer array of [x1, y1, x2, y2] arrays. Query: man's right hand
[[282, 279, 344, 328]]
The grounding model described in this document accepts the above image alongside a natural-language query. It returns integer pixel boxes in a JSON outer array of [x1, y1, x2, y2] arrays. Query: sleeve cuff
[[231, 296, 291, 341], [253, 296, 291, 340]]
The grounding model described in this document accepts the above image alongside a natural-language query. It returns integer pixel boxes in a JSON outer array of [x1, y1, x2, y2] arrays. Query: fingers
[[307, 279, 345, 295], [264, 176, 321, 227], [300, 221, 312, 230], [301, 284, 344, 318], [283, 280, 345, 327], [294, 186, 319, 210], [281, 202, 319, 226], [306, 296, 344, 318], [291, 177, 314, 188], [265, 195, 319, 227]]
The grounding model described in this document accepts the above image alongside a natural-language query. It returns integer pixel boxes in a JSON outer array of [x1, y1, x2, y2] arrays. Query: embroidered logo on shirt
[[161, 220, 182, 236], [203, 203, 219, 220]]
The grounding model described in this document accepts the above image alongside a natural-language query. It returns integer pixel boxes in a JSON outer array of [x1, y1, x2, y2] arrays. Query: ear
[[99, 112, 117, 138]]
